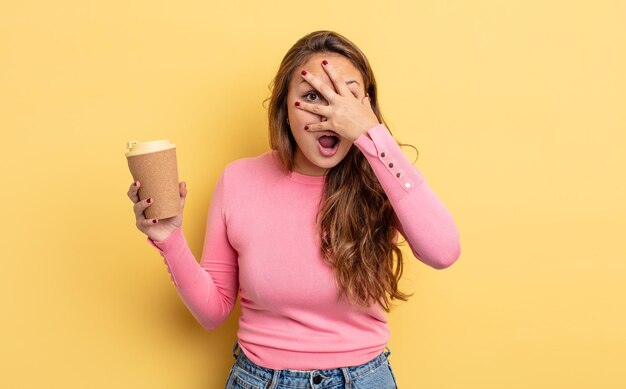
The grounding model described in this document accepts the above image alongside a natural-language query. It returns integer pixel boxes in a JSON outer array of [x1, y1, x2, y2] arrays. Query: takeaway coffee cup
[[125, 139, 181, 220]]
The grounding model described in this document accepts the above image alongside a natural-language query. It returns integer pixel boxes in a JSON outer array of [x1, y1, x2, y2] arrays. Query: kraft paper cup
[[126, 139, 181, 220]]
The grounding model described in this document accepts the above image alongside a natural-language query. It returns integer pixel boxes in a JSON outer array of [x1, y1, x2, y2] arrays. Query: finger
[[133, 197, 153, 218], [304, 120, 333, 133], [295, 100, 331, 118], [300, 70, 337, 103], [127, 180, 140, 203], [135, 206, 158, 228], [321, 59, 352, 97], [137, 215, 158, 228], [361, 94, 371, 107]]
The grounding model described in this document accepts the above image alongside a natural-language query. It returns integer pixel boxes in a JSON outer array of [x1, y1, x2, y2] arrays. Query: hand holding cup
[[127, 180, 187, 242]]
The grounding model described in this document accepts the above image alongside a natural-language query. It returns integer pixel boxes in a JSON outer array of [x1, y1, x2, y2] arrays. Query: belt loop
[[267, 369, 281, 389], [231, 339, 240, 360], [341, 367, 353, 389], [384, 345, 392, 358]]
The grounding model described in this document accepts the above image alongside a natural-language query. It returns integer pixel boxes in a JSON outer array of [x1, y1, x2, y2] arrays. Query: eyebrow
[[299, 79, 360, 86]]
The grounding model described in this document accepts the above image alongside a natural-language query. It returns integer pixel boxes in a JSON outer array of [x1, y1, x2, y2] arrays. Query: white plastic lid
[[125, 139, 176, 157]]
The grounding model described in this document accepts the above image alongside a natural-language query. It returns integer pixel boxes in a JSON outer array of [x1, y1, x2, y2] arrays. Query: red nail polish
[[152, 219, 157, 223], [147, 198, 152, 203], [301, 70, 307, 76], [304, 125, 309, 130], [295, 101, 300, 107], [322, 60, 328, 65]]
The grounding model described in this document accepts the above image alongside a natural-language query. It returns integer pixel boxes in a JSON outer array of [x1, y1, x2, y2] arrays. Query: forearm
[[147, 226, 234, 329], [354, 124, 461, 269]]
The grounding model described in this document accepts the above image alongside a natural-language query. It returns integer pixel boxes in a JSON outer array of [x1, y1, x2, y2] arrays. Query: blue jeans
[[224, 339, 398, 388]]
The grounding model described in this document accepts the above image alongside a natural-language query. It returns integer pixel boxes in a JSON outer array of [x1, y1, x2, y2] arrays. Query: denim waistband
[[230, 340, 392, 388]]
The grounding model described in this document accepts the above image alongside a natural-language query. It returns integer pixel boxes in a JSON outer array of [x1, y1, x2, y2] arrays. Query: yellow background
[[2, 1, 624, 388]]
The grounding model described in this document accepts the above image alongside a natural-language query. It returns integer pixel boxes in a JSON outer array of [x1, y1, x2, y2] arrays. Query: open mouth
[[316, 132, 340, 157], [318, 135, 339, 149]]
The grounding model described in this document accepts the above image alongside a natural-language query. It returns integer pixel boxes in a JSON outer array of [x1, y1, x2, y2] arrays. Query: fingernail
[[295, 101, 300, 107], [304, 125, 309, 130], [301, 70, 307, 76], [322, 60, 328, 66], [152, 219, 157, 223], [147, 198, 152, 204]]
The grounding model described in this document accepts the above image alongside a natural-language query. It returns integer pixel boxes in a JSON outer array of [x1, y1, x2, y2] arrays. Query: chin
[[314, 157, 341, 170]]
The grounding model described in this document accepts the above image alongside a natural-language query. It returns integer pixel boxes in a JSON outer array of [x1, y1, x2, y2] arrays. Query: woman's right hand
[[127, 180, 187, 242]]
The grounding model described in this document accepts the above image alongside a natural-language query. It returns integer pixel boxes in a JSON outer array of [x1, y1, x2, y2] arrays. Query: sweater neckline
[[269, 150, 326, 185], [287, 169, 327, 184]]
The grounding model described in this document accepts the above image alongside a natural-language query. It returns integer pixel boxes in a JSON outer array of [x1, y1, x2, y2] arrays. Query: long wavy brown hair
[[265, 30, 417, 312]]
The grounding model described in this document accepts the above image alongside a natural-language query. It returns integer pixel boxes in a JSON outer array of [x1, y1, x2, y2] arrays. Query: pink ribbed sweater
[[146, 124, 461, 369]]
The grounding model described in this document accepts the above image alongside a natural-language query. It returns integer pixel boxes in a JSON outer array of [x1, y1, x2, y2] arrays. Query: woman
[[127, 30, 460, 389]]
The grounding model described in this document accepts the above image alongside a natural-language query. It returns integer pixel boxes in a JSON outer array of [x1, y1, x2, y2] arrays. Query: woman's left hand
[[295, 60, 381, 142]]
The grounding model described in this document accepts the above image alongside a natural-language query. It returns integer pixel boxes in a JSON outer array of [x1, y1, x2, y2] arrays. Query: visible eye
[[304, 91, 325, 103]]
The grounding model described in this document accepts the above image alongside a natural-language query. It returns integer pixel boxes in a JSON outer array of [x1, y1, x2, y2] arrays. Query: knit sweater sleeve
[[145, 168, 238, 329], [353, 124, 461, 269]]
